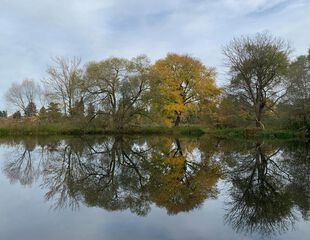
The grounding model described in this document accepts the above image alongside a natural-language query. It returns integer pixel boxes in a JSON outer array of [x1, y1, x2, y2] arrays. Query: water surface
[[0, 136, 309, 240]]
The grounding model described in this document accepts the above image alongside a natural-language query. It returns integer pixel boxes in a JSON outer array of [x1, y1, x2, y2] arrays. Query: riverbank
[[205, 128, 306, 140], [0, 121, 306, 139], [0, 123, 205, 137]]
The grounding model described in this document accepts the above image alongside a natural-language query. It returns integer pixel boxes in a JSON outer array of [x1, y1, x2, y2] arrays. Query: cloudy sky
[[0, 0, 309, 109]]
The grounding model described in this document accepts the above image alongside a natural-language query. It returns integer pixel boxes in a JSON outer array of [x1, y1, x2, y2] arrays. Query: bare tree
[[43, 57, 83, 116], [5, 79, 41, 114], [223, 32, 290, 128]]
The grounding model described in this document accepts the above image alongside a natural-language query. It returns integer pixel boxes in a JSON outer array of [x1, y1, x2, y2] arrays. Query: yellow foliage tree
[[151, 53, 221, 126]]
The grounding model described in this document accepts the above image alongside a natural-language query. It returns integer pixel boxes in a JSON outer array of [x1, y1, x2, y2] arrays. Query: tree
[[44, 57, 83, 116], [280, 49, 310, 129], [24, 101, 37, 117], [217, 93, 252, 128], [46, 102, 62, 122], [84, 55, 151, 128], [151, 53, 220, 126], [38, 106, 47, 121], [5, 79, 41, 114], [86, 103, 96, 119], [70, 98, 85, 119], [12, 111, 22, 119], [0, 111, 7, 118], [223, 32, 290, 129]]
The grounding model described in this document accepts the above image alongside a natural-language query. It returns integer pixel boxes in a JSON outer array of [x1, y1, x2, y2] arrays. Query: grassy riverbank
[[0, 121, 306, 139], [0, 121, 205, 137], [205, 128, 306, 139]]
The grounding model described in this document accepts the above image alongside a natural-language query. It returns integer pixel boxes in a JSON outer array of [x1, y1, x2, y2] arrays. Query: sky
[[1, 0, 310, 110]]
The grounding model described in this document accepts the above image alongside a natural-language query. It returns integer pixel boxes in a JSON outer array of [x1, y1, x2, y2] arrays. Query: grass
[[206, 128, 305, 140], [0, 119, 306, 139], [0, 120, 206, 137]]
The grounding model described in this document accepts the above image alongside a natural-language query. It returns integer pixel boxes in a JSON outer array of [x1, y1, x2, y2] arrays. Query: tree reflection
[[2, 136, 308, 237], [224, 141, 309, 236], [146, 137, 221, 214], [2, 136, 222, 216], [281, 141, 310, 221], [3, 138, 44, 186]]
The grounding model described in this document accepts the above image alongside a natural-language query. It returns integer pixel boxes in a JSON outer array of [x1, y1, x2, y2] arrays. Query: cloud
[[0, 0, 309, 109]]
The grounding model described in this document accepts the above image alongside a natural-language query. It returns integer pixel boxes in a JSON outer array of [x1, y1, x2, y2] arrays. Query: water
[[0, 135, 309, 240]]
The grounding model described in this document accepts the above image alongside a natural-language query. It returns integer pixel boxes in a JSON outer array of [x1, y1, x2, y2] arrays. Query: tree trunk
[[174, 112, 181, 127], [255, 142, 268, 183], [175, 138, 183, 156], [255, 104, 265, 129], [255, 118, 265, 129]]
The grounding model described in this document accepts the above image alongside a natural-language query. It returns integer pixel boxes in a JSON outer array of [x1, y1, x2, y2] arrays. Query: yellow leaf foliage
[[150, 53, 221, 125]]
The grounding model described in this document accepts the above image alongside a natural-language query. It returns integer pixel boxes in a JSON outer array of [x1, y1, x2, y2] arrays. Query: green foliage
[[70, 98, 85, 118], [177, 126, 205, 137], [276, 49, 310, 130], [84, 55, 151, 128], [224, 32, 290, 129], [45, 102, 62, 122], [0, 110, 7, 118], [24, 101, 37, 117]]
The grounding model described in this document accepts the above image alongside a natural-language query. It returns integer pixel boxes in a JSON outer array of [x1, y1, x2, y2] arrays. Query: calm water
[[0, 136, 309, 240]]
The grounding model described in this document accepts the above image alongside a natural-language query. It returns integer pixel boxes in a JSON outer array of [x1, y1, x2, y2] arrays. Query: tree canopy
[[151, 53, 220, 126], [223, 32, 290, 128]]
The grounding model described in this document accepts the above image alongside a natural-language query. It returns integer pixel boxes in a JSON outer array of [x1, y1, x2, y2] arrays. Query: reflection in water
[[1, 136, 309, 238], [3, 138, 41, 186], [3, 136, 222, 216], [223, 141, 310, 236]]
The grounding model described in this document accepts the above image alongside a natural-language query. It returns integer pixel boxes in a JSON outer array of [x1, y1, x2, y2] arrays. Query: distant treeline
[[1, 32, 310, 131]]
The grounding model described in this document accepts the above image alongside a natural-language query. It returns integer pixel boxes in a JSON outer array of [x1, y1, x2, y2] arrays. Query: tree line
[[2, 32, 310, 130]]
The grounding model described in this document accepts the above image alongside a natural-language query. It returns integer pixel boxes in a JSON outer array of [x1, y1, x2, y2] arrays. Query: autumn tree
[[223, 32, 290, 129], [43, 57, 83, 116], [151, 53, 220, 126], [5, 79, 41, 114]]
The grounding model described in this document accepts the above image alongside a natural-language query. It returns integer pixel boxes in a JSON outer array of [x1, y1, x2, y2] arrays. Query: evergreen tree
[[47, 102, 62, 121], [38, 106, 47, 121], [24, 101, 37, 117], [0, 111, 7, 118]]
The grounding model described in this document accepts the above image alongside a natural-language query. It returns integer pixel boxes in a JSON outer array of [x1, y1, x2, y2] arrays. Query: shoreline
[[0, 124, 307, 139]]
